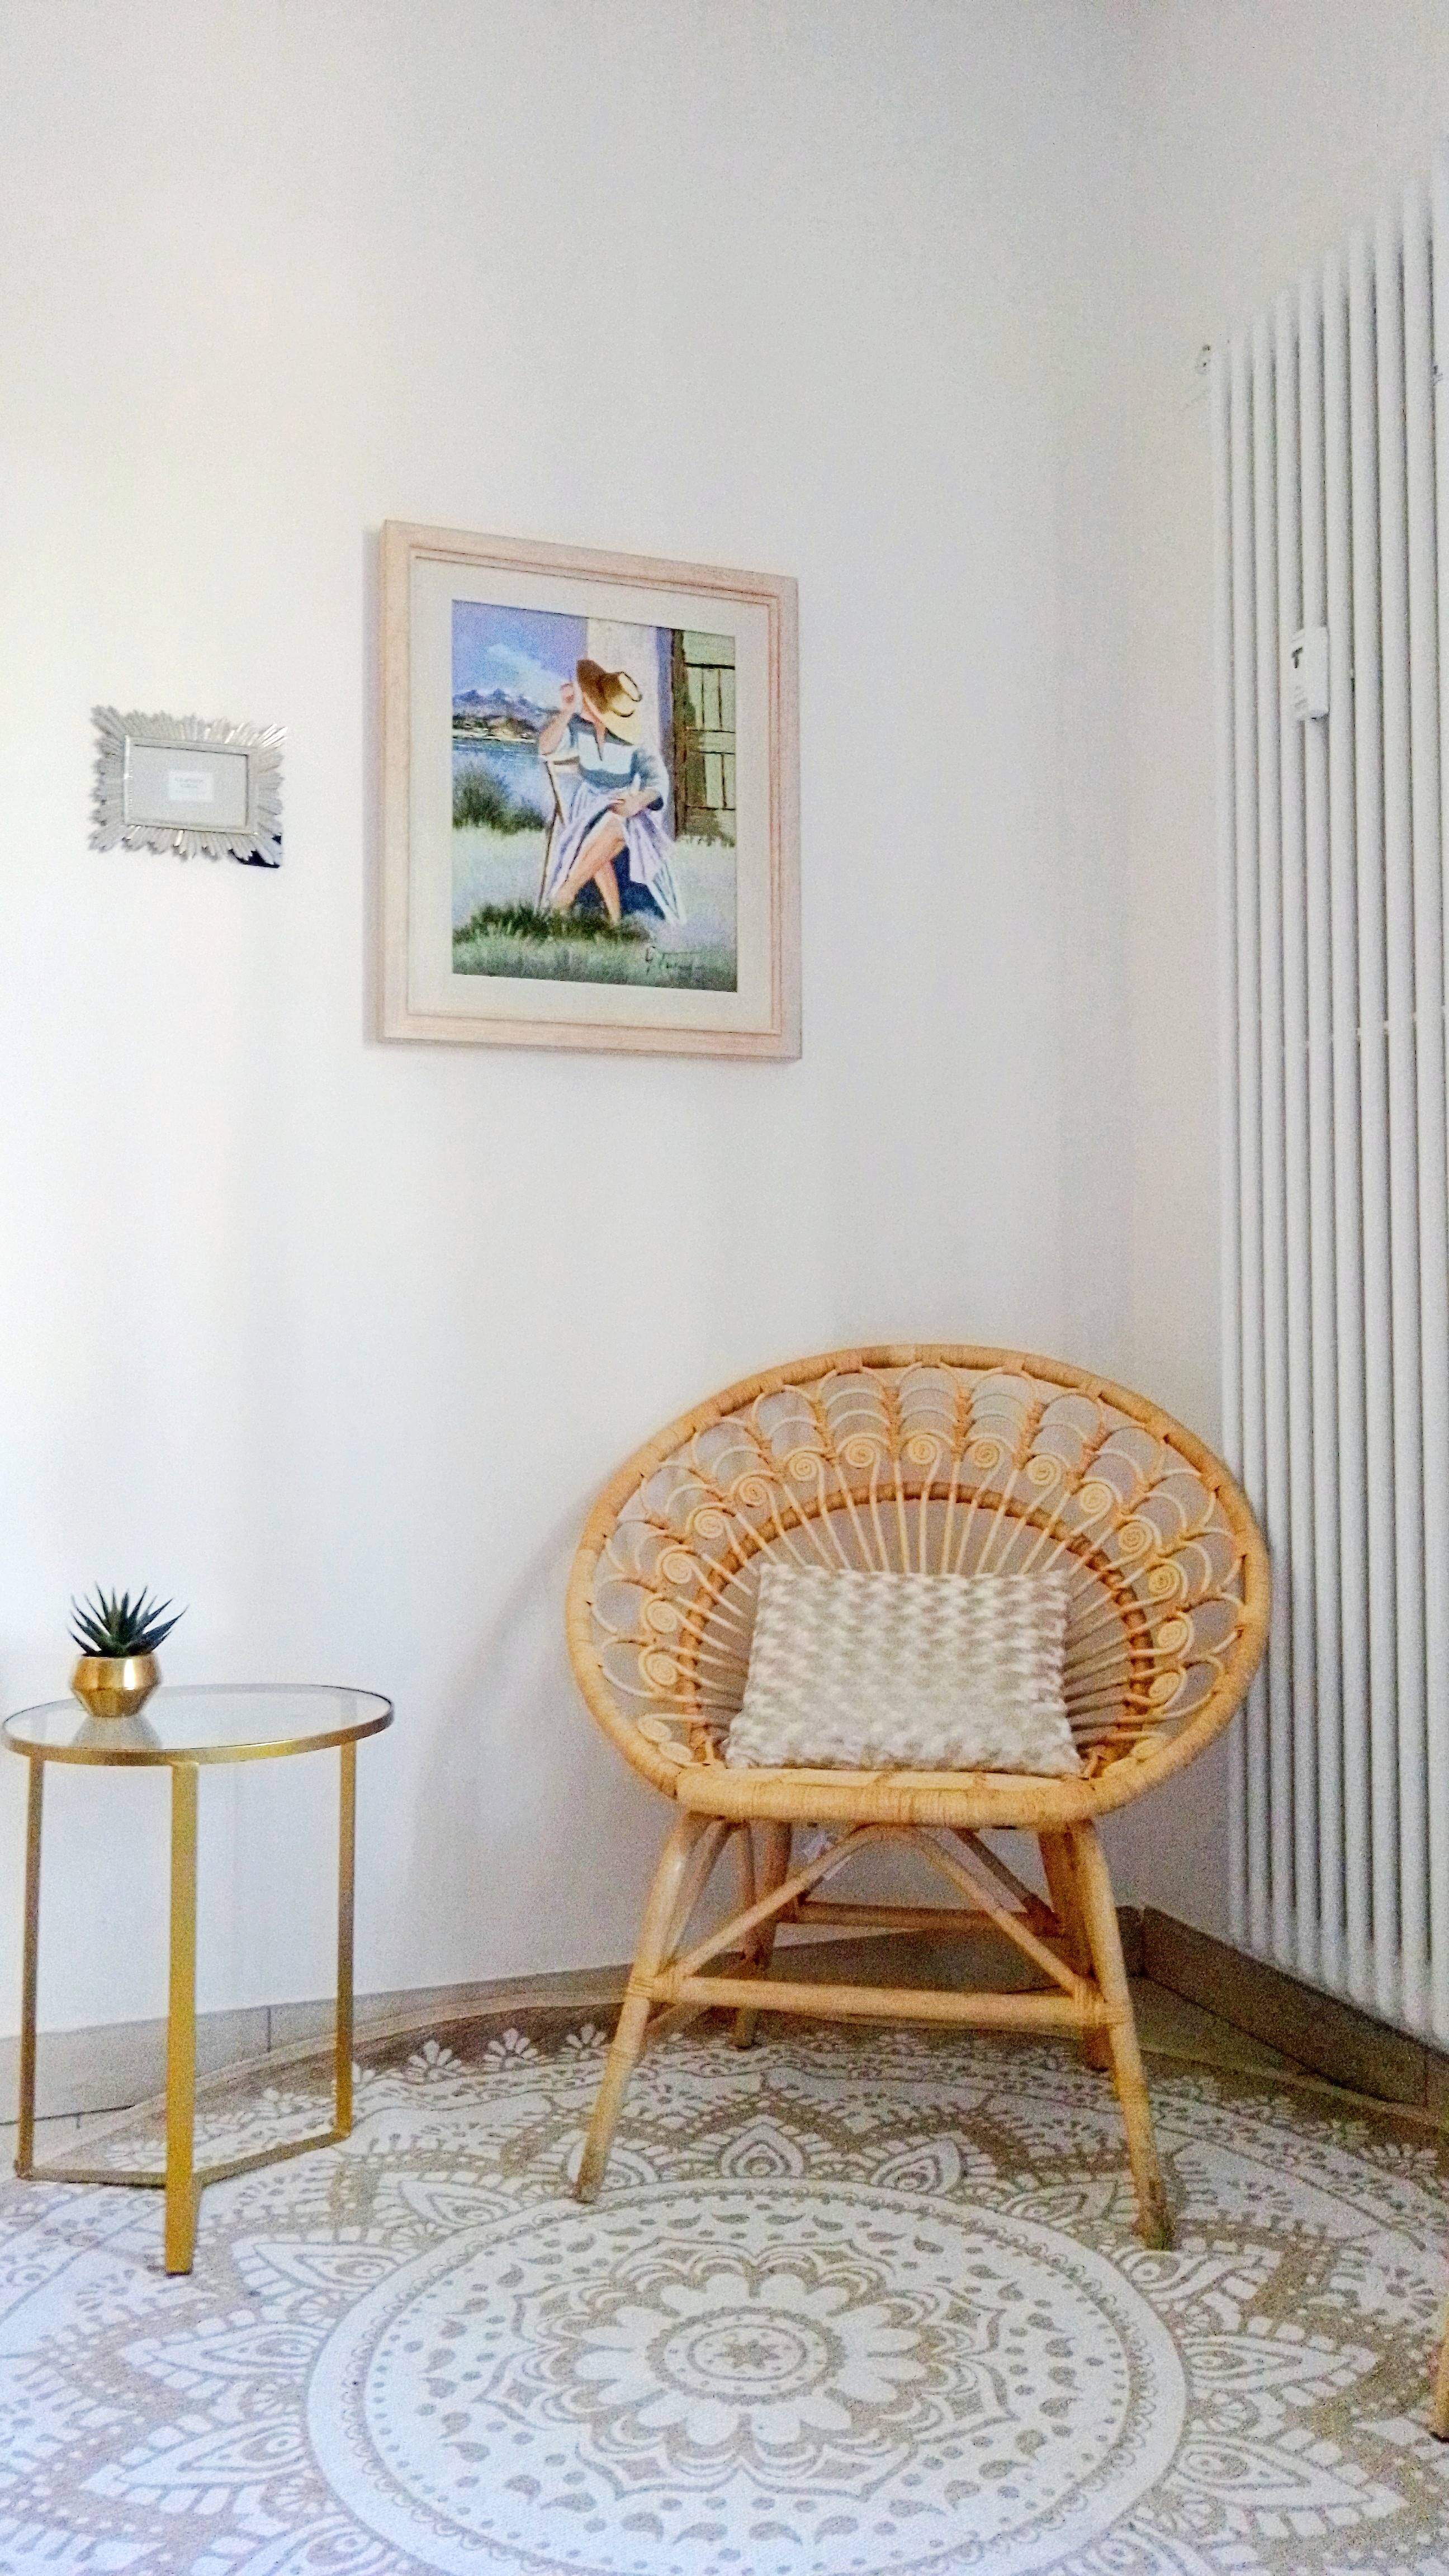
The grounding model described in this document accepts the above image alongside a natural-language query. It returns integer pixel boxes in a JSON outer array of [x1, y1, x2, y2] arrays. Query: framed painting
[[380, 523, 799, 1055]]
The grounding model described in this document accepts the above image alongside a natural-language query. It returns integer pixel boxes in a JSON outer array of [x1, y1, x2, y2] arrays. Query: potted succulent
[[69, 1587, 184, 1718]]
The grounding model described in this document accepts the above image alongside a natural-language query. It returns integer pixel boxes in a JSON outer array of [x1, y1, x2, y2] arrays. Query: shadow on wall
[[405, 1500, 664, 1980]]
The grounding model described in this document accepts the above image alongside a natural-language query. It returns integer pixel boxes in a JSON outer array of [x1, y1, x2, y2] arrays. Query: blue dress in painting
[[540, 718, 685, 924]]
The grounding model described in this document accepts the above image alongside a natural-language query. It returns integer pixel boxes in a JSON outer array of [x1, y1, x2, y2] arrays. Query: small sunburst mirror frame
[[90, 707, 283, 866]]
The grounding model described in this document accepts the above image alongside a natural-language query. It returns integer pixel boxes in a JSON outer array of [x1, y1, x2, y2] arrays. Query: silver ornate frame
[[91, 707, 284, 866]]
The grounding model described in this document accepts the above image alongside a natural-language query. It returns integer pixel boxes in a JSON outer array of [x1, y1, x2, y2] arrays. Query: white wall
[[1107, 0, 1449, 1932], [0, 0, 1133, 2034], [23, 1, 1438, 2021]]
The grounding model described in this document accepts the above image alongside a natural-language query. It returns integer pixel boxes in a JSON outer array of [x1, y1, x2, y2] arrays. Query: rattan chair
[[566, 1344, 1268, 2246]]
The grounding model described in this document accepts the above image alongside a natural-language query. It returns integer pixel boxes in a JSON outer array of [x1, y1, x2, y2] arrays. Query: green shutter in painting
[[670, 631, 737, 843]]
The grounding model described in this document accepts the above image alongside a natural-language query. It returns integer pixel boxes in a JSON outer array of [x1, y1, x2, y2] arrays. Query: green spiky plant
[[70, 1587, 184, 1659]]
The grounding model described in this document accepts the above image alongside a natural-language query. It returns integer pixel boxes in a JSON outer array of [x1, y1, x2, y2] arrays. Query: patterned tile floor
[[0, 1982, 1446, 2575]]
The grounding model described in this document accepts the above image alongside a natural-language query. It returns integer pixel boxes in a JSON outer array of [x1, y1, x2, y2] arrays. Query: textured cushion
[[724, 1565, 1080, 1776]]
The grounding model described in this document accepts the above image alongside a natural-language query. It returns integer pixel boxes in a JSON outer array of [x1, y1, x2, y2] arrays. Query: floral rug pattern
[[0, 2017, 1447, 2573]]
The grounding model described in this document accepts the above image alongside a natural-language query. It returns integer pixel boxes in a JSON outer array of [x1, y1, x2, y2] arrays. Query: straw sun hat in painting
[[576, 659, 643, 744]]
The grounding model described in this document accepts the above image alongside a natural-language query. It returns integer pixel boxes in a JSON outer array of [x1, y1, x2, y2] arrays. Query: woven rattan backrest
[[567, 1346, 1268, 1807]]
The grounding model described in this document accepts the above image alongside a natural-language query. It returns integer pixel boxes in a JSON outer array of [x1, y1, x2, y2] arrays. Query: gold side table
[[3, 1685, 392, 2275]]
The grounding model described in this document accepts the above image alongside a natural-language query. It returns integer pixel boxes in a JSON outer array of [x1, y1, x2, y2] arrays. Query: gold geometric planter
[[69, 1652, 159, 1719]]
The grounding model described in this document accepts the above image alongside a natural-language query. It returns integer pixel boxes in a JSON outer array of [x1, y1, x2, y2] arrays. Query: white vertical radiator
[[1215, 151, 1449, 2038]]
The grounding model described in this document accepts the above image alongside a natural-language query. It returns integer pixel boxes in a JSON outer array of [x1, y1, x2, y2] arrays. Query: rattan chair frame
[[566, 1343, 1270, 2246]]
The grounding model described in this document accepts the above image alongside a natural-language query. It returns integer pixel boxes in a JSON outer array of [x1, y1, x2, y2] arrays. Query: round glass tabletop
[[2, 1685, 392, 1767]]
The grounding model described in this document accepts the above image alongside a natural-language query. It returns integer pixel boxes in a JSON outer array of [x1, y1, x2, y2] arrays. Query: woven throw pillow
[[724, 1565, 1080, 1776]]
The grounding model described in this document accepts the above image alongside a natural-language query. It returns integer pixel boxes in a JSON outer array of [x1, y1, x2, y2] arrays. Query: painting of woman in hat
[[538, 658, 685, 926]]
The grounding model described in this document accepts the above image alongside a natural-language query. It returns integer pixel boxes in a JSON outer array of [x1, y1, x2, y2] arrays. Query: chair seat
[[673, 1759, 1099, 1829]]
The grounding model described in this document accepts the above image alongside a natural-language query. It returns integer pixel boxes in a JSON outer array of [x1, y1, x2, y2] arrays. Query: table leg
[[164, 1763, 198, 2275], [16, 1759, 42, 2176], [335, 1739, 356, 2137]]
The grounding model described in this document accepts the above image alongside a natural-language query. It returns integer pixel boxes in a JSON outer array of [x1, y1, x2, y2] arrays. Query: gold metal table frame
[[4, 1686, 393, 2275]]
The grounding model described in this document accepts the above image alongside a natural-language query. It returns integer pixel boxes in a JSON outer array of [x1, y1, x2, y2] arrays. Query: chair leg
[[733, 1823, 793, 2047], [1040, 1831, 1111, 2072], [1069, 1821, 1173, 2249], [575, 1813, 709, 2204]]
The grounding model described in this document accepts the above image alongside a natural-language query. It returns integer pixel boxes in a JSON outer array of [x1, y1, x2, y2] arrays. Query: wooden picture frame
[[379, 522, 799, 1056]]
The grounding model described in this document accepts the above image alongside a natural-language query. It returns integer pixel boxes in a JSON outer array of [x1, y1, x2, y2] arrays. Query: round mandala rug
[[310, 2182, 1182, 2575], [0, 2017, 1446, 2576]]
